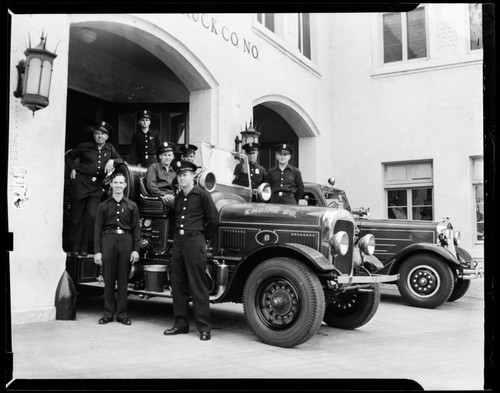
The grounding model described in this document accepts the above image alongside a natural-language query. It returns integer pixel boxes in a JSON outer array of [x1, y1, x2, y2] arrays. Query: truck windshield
[[324, 189, 351, 211], [200, 142, 251, 188]]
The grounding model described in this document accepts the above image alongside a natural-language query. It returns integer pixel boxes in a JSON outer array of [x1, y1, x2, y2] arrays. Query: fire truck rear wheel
[[323, 283, 380, 329], [243, 257, 325, 348], [447, 277, 471, 302]]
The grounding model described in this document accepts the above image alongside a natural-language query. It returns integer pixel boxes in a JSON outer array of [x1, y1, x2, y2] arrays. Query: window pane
[[265, 13, 275, 32], [387, 189, 407, 219], [475, 183, 484, 241], [412, 188, 433, 221], [469, 4, 483, 50], [383, 13, 402, 63], [407, 8, 427, 59], [301, 13, 311, 59]]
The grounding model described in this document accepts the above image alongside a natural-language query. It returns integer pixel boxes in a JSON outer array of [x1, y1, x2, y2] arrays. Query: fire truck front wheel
[[242, 257, 325, 348]]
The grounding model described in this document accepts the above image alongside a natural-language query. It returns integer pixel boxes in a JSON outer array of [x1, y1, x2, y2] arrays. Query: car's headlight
[[438, 229, 453, 246], [142, 218, 152, 228], [453, 231, 461, 246], [358, 234, 375, 255], [255, 183, 271, 202], [330, 231, 349, 256]]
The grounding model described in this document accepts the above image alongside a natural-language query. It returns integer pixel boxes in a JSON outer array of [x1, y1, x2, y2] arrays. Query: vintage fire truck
[[67, 143, 398, 348], [301, 179, 484, 309]]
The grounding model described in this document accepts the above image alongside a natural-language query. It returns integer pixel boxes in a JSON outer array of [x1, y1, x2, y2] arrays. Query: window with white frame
[[384, 161, 434, 220], [471, 157, 484, 242], [256, 13, 312, 60], [298, 13, 311, 59], [383, 6, 427, 63], [469, 3, 483, 51], [257, 13, 275, 33]]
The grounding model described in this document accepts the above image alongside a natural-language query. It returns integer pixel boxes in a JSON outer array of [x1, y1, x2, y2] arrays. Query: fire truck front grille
[[333, 220, 354, 274], [221, 229, 246, 250]]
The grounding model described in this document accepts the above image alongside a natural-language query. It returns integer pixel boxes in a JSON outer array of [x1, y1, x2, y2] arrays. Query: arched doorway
[[253, 95, 318, 171], [63, 18, 217, 251]]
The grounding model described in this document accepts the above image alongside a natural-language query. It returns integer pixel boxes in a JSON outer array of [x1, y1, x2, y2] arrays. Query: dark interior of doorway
[[253, 104, 299, 170]]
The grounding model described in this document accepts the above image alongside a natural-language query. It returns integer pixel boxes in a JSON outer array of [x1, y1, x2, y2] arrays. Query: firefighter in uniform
[[163, 160, 219, 341], [178, 143, 198, 163], [233, 142, 267, 199], [65, 121, 124, 257], [129, 110, 161, 167], [145, 141, 177, 207], [265, 143, 304, 205], [94, 172, 140, 325]]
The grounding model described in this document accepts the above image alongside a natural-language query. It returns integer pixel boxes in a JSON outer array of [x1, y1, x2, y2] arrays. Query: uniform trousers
[[171, 232, 211, 334], [270, 192, 297, 205], [70, 174, 103, 253], [102, 232, 132, 320]]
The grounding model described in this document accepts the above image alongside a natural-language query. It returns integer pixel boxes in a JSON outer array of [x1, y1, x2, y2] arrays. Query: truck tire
[[323, 283, 380, 330], [243, 257, 325, 348], [397, 254, 454, 309], [447, 278, 471, 302]]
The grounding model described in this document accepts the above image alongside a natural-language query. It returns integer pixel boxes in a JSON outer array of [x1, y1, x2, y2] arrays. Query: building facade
[[7, 5, 484, 323]]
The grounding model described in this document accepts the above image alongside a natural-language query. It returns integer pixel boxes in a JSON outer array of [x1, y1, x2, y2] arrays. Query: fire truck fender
[[218, 243, 334, 303], [388, 243, 459, 275]]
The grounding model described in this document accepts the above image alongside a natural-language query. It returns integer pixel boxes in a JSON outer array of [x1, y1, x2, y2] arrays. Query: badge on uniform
[[255, 169, 260, 174]]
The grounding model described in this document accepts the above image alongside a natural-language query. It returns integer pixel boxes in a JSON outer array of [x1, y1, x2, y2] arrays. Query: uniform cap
[[158, 141, 176, 154], [138, 110, 153, 120], [174, 160, 198, 173], [275, 143, 294, 155], [93, 121, 113, 135], [242, 142, 260, 152], [178, 144, 198, 155]]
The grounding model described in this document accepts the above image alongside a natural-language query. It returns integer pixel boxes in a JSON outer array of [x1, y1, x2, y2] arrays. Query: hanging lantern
[[240, 120, 261, 146], [13, 32, 58, 115]]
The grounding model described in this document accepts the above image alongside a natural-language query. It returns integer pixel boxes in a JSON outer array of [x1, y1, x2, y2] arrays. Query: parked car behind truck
[[67, 143, 397, 348], [301, 180, 483, 309]]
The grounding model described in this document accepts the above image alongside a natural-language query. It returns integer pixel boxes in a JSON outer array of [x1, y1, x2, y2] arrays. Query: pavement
[[6, 278, 490, 391]]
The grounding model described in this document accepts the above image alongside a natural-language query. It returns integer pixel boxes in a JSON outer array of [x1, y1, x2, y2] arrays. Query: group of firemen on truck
[[64, 109, 304, 339]]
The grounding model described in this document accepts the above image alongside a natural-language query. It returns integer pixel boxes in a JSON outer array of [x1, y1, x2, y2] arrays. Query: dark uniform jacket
[[94, 196, 141, 253], [174, 186, 218, 240], [265, 164, 304, 202], [65, 142, 123, 182], [130, 130, 161, 166], [233, 162, 267, 189]]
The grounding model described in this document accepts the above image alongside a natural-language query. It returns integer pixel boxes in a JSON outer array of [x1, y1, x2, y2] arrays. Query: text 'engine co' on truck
[[67, 143, 398, 348], [301, 179, 484, 309]]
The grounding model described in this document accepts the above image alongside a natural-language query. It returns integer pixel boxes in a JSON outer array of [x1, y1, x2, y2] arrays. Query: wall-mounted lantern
[[235, 120, 261, 152], [13, 32, 58, 115]]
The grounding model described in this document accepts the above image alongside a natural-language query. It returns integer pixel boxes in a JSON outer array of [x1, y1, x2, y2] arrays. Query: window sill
[[370, 53, 483, 79], [252, 23, 321, 78]]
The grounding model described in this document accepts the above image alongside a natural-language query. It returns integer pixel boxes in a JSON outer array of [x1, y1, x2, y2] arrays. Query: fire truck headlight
[[198, 171, 217, 193], [358, 234, 375, 255], [256, 183, 271, 202], [453, 231, 461, 246], [330, 231, 349, 256]]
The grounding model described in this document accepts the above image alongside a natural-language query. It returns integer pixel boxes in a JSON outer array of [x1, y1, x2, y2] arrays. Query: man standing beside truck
[[163, 160, 219, 341]]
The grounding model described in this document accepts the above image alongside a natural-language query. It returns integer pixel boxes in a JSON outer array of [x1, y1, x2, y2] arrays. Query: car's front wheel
[[397, 254, 454, 309], [323, 283, 380, 329], [243, 257, 325, 348]]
